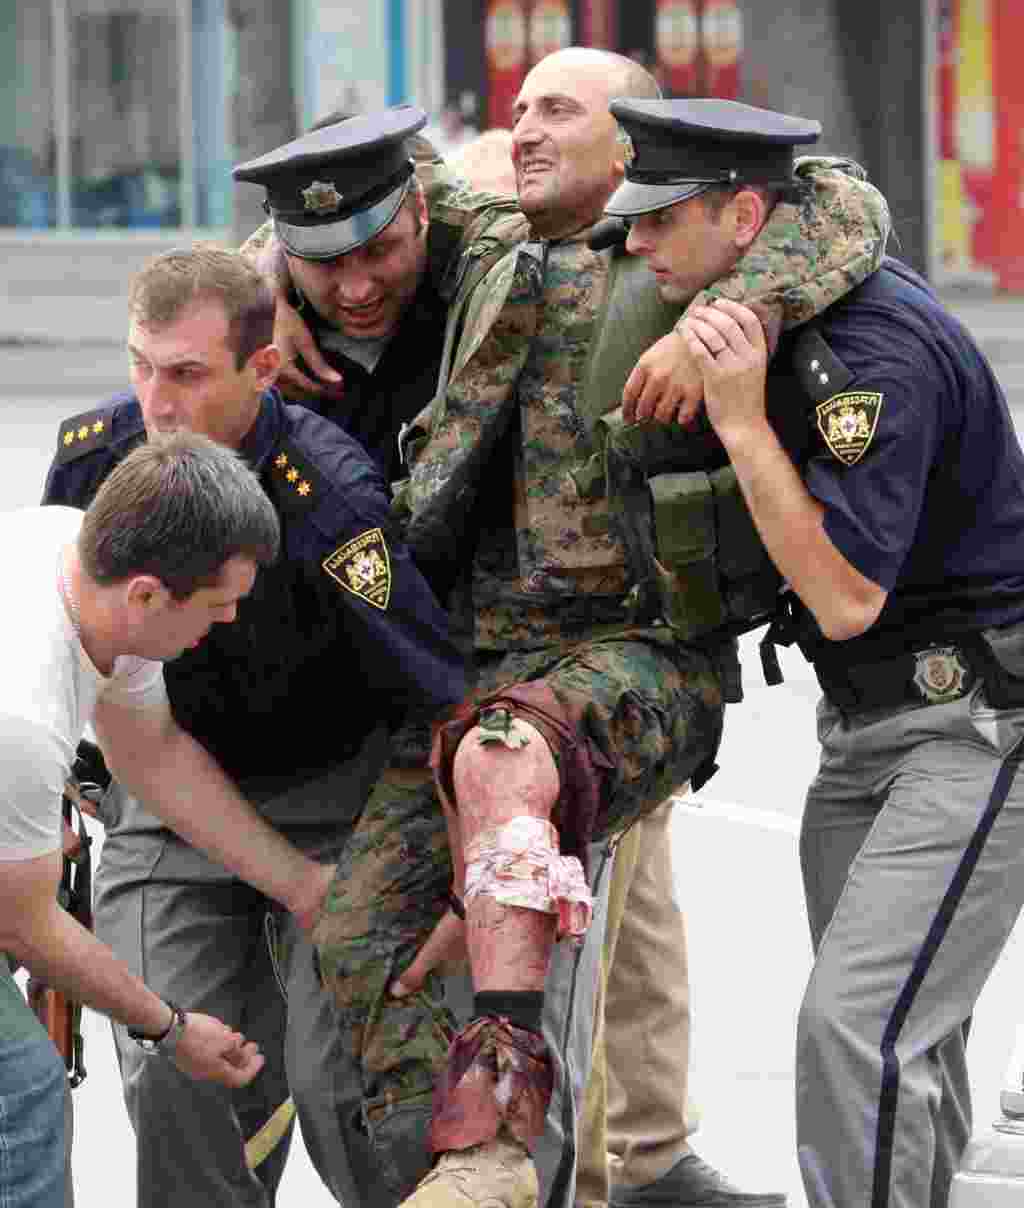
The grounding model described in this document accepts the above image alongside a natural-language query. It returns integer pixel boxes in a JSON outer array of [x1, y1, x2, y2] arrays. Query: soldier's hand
[[171, 1012, 265, 1088], [681, 299, 769, 441], [389, 908, 468, 999], [622, 327, 705, 426], [274, 296, 345, 401]]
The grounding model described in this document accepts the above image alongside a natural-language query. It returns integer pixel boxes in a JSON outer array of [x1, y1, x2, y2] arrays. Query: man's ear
[[248, 343, 282, 391], [125, 574, 170, 613], [732, 188, 769, 251]]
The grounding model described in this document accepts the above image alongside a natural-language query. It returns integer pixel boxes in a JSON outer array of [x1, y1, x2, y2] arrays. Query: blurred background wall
[[3, 0, 1021, 342]]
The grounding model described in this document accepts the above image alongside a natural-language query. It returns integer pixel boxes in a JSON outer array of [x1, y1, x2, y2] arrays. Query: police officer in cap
[[609, 97, 1024, 1208], [42, 242, 466, 1208], [234, 106, 523, 483]]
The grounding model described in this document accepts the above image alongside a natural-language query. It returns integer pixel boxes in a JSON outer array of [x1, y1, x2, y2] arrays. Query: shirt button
[[819, 373, 830, 385], [810, 359, 820, 372]]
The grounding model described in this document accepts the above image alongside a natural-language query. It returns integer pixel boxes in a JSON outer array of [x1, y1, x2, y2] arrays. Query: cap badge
[[913, 646, 970, 704], [302, 180, 344, 215], [815, 391, 883, 466]]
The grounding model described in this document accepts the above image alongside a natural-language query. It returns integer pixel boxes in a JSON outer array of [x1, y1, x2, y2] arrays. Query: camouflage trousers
[[313, 631, 724, 1204]]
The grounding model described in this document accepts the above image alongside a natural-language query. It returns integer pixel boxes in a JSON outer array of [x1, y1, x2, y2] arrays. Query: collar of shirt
[[237, 390, 287, 473]]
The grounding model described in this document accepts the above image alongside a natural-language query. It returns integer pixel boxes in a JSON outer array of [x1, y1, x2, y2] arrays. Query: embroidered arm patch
[[816, 391, 883, 466], [322, 527, 392, 610]]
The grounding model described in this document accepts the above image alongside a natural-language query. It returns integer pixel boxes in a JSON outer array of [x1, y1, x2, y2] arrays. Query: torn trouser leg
[[312, 762, 610, 1208]]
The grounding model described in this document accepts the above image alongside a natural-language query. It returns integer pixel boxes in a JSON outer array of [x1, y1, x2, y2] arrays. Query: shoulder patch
[[792, 327, 854, 404], [55, 408, 116, 464], [264, 439, 330, 517], [322, 528, 392, 610], [816, 391, 884, 466]]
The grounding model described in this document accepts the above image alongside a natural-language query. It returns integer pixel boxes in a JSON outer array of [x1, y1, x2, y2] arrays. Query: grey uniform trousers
[[797, 682, 1024, 1208], [93, 732, 606, 1208]]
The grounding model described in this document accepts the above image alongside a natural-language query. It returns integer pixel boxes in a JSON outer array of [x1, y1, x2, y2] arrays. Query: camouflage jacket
[[397, 158, 892, 654]]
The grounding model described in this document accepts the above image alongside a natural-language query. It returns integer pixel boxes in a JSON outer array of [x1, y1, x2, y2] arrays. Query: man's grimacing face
[[286, 191, 429, 342], [510, 52, 627, 232]]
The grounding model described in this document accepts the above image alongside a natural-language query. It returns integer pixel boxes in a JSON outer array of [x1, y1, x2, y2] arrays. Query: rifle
[[27, 743, 108, 1087]]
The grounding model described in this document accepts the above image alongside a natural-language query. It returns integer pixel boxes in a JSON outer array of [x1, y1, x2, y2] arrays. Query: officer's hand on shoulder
[[274, 295, 344, 401], [622, 327, 705, 426], [681, 299, 769, 442]]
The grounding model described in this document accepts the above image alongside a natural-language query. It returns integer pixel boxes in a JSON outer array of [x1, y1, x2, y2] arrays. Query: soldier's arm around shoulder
[[689, 157, 892, 336], [623, 159, 892, 425]]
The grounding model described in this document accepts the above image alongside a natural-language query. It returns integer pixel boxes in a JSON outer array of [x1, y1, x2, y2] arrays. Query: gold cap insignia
[[322, 527, 392, 611], [913, 646, 969, 704], [816, 391, 883, 466], [302, 180, 344, 215]]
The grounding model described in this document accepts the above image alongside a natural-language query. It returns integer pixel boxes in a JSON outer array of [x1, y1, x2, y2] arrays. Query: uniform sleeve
[[803, 316, 946, 590], [311, 459, 466, 720], [0, 715, 65, 860]]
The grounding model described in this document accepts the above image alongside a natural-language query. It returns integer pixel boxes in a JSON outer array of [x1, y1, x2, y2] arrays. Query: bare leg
[[452, 718, 559, 993]]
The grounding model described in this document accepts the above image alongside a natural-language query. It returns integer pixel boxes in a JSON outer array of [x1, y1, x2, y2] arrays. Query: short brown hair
[[128, 243, 275, 370], [79, 431, 279, 600]]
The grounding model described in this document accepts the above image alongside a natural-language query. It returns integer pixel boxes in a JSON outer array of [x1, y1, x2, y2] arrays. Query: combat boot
[[399, 1134, 538, 1208]]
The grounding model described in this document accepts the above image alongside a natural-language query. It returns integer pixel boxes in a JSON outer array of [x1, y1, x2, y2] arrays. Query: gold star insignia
[[92, 420, 104, 435], [286, 467, 299, 482], [275, 453, 288, 468], [77, 426, 89, 440], [298, 481, 311, 496], [63, 431, 75, 446]]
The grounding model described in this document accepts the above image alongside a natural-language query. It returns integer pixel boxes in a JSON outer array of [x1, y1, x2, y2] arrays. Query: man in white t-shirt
[[0, 431, 336, 1208]]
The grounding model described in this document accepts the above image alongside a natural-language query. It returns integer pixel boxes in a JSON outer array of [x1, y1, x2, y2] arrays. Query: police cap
[[605, 98, 821, 217], [232, 105, 427, 260]]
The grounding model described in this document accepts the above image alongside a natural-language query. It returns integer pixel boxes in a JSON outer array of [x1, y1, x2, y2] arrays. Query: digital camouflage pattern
[[399, 159, 890, 654], [686, 156, 892, 338], [311, 157, 890, 1201], [312, 632, 724, 1182]]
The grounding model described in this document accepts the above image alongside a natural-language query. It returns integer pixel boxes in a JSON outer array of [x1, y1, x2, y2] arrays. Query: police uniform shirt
[[780, 257, 1024, 640], [42, 392, 465, 782]]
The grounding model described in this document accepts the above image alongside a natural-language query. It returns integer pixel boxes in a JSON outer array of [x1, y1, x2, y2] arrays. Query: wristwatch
[[127, 1002, 187, 1057]]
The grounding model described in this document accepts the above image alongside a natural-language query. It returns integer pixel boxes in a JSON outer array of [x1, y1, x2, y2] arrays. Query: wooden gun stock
[[27, 981, 75, 1069]]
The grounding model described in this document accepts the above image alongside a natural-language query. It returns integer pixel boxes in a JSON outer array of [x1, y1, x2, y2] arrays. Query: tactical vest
[[401, 159, 891, 651]]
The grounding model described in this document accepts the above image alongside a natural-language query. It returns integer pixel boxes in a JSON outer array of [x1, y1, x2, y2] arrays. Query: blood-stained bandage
[[464, 816, 593, 941]]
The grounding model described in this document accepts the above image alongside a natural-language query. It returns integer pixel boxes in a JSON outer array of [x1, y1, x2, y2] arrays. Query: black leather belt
[[814, 641, 980, 713], [812, 628, 1024, 713]]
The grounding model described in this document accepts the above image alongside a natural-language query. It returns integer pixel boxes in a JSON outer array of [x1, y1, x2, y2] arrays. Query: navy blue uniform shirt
[[774, 259, 1024, 642], [43, 391, 465, 782]]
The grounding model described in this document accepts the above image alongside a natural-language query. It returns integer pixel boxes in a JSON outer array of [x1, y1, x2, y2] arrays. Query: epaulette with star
[[264, 438, 330, 518], [54, 407, 116, 464]]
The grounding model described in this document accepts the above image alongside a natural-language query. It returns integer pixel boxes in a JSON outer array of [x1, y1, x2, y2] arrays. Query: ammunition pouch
[[588, 410, 782, 648]]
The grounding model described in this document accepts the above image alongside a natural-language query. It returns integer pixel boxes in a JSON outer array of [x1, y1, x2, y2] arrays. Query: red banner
[[991, 0, 1024, 289], [655, 0, 701, 96], [486, 0, 529, 127], [700, 0, 741, 99]]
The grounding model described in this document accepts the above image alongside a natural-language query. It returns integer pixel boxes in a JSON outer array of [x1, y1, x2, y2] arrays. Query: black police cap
[[233, 105, 427, 260], [605, 98, 821, 217]]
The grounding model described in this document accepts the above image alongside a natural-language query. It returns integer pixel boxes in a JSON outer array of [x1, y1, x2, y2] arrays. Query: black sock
[[473, 990, 544, 1035]]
